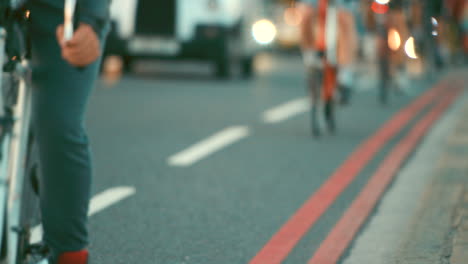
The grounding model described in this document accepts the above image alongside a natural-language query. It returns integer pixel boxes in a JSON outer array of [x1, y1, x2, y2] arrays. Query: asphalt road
[[84, 52, 436, 264]]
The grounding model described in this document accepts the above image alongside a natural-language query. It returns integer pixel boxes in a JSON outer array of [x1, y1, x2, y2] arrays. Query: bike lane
[[84, 56, 461, 263], [252, 75, 464, 264]]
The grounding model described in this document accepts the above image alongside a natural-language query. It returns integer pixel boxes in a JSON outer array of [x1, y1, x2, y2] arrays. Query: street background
[[86, 0, 468, 263], [87, 52, 465, 263]]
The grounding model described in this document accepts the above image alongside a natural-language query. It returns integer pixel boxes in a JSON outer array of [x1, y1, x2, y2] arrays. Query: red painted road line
[[308, 87, 463, 264], [250, 83, 448, 264]]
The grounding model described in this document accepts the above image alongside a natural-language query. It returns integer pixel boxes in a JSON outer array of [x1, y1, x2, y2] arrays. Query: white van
[[106, 0, 276, 78]]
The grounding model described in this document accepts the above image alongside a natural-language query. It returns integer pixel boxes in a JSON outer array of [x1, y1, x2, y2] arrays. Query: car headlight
[[405, 37, 418, 59], [431, 17, 438, 36], [388, 28, 401, 51], [252, 19, 277, 45]]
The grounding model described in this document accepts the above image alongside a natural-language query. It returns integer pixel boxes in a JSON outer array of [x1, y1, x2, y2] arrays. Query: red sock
[[57, 250, 88, 264]]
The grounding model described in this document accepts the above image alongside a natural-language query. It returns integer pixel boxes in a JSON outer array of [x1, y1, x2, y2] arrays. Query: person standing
[[27, 0, 109, 263]]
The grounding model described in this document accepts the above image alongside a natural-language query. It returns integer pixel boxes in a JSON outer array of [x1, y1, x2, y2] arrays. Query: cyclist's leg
[[337, 65, 354, 105], [308, 66, 323, 136], [376, 31, 391, 104], [28, 2, 105, 261], [303, 50, 324, 136], [323, 64, 337, 100], [323, 63, 337, 133]]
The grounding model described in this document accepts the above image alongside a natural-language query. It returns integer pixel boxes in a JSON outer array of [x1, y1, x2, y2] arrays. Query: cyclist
[[336, 0, 358, 105], [26, 0, 109, 263], [373, 0, 408, 104], [298, 0, 358, 136]]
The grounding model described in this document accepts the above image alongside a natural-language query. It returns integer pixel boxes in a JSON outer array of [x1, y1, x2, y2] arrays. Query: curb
[[448, 106, 468, 264]]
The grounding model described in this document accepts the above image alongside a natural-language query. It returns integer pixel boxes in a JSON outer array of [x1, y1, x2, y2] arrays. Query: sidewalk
[[433, 103, 468, 264], [395, 99, 468, 264], [343, 71, 468, 264]]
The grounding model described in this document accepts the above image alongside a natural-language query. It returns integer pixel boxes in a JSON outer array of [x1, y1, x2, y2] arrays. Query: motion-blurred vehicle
[[105, 0, 276, 78]]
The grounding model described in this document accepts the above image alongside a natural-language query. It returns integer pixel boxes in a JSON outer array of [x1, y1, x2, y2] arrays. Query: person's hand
[[56, 23, 101, 67]]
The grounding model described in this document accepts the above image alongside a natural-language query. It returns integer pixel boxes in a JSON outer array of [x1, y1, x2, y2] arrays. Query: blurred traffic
[[99, 0, 468, 140], [102, 0, 467, 82], [88, 1, 468, 263]]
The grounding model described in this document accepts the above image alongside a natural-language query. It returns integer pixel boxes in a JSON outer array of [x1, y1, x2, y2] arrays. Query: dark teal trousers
[[28, 1, 106, 259]]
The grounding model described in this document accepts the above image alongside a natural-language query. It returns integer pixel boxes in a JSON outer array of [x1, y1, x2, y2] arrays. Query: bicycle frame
[[0, 2, 34, 263], [5, 60, 32, 264]]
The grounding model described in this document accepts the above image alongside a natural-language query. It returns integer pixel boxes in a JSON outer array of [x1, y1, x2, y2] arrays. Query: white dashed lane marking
[[30, 186, 136, 244], [262, 97, 309, 124], [168, 126, 250, 167]]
